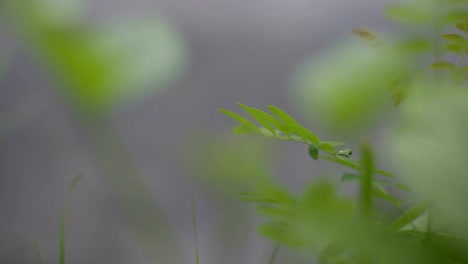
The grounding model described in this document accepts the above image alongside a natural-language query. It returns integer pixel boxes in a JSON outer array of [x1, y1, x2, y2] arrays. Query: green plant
[[218, 1, 468, 263]]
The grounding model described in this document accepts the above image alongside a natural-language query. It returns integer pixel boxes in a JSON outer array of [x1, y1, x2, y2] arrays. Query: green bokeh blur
[[3, 0, 187, 115]]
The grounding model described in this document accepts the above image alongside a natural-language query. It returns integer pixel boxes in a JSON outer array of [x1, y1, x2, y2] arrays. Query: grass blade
[[268, 244, 280, 264], [33, 238, 44, 264], [392, 201, 431, 229], [60, 173, 84, 264], [359, 143, 374, 220], [191, 194, 200, 264]]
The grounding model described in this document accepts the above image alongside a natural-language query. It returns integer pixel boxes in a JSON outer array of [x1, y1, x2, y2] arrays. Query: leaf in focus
[[278, 124, 320, 144], [218, 108, 259, 133], [267, 105, 300, 126]]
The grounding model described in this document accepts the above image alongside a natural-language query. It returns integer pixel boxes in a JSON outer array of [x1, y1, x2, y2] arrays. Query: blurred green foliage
[[216, 0, 468, 263], [3, 0, 187, 114]]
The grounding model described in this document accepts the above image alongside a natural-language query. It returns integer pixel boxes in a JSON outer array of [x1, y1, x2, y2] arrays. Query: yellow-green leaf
[[429, 61, 455, 70]]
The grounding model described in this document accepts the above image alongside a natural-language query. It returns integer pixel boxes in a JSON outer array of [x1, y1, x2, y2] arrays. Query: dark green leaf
[[308, 143, 319, 160]]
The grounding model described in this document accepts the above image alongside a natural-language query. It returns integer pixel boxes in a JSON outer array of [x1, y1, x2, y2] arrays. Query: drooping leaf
[[238, 103, 278, 135], [392, 201, 431, 229], [429, 61, 455, 70], [456, 20, 468, 33], [218, 108, 259, 133], [441, 33, 465, 42], [278, 124, 320, 144], [267, 105, 300, 125], [445, 43, 463, 53]]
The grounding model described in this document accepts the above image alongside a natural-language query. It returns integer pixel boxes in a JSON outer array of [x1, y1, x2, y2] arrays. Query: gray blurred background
[[0, 0, 392, 263]]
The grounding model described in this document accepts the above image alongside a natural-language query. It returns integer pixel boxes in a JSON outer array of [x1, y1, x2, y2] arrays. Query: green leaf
[[267, 105, 300, 125], [5, 2, 186, 113], [429, 61, 455, 70], [372, 184, 400, 206], [445, 43, 463, 53], [320, 141, 346, 147], [218, 108, 259, 133], [232, 124, 251, 135], [321, 156, 361, 170], [441, 33, 465, 42], [374, 169, 395, 178], [340, 173, 360, 182], [278, 124, 320, 144], [456, 20, 468, 33], [392, 201, 431, 229], [238, 103, 278, 135], [318, 143, 335, 153], [392, 201, 430, 228]]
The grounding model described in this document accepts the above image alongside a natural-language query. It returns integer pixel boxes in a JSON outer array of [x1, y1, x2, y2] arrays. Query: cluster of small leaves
[[219, 104, 409, 210], [220, 103, 468, 263], [428, 21, 468, 85]]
